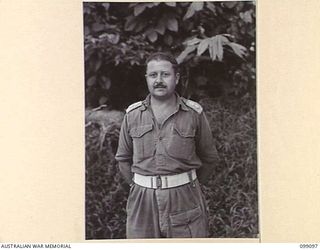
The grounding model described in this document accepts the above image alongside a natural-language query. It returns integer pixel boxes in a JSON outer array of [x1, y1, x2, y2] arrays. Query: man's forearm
[[196, 162, 215, 184], [118, 161, 133, 185]]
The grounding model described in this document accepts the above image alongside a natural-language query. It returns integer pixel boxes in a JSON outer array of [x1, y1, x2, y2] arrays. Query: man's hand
[[196, 163, 215, 184], [118, 161, 134, 185]]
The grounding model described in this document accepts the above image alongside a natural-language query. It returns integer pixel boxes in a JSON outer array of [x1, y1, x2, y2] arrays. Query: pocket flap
[[130, 124, 153, 138], [170, 206, 202, 226], [174, 126, 195, 138]]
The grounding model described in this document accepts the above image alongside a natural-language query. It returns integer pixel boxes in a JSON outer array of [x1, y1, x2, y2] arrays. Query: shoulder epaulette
[[185, 99, 203, 114], [126, 101, 143, 113]]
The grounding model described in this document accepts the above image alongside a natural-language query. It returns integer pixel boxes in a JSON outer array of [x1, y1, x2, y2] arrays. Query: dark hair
[[145, 52, 179, 73]]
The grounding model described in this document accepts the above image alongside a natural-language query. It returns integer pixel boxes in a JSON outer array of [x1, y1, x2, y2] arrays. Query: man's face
[[145, 60, 179, 100]]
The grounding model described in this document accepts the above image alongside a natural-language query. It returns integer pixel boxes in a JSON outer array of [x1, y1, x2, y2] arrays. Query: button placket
[[156, 154, 165, 165], [152, 107, 178, 168]]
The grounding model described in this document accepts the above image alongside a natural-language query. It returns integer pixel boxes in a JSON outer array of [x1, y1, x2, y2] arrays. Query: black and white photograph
[[3, 0, 320, 245], [84, 1, 257, 239]]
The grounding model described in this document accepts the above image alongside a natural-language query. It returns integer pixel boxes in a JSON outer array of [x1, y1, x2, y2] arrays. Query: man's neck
[[150, 95, 177, 126], [150, 94, 177, 108]]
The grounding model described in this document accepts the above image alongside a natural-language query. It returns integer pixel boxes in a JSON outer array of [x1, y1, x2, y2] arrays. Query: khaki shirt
[[115, 94, 219, 176]]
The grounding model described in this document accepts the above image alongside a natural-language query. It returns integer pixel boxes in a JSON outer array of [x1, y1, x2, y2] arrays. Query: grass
[[85, 96, 258, 239], [199, 95, 258, 237]]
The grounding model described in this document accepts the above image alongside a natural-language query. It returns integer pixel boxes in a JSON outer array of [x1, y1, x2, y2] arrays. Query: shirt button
[[159, 137, 163, 141]]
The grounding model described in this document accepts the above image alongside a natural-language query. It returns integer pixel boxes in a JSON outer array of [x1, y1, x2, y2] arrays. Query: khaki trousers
[[126, 179, 208, 238]]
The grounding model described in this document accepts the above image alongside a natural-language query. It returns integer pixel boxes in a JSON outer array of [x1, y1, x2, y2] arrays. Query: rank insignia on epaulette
[[185, 99, 203, 114], [126, 101, 143, 113]]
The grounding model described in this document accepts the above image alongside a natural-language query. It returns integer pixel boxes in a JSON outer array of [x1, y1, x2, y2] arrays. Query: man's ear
[[176, 73, 180, 84]]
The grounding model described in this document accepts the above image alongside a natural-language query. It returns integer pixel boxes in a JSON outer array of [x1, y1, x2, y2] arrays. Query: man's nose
[[155, 73, 163, 82]]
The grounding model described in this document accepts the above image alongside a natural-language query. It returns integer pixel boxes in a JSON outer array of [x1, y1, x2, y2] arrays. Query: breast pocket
[[130, 124, 154, 162], [166, 126, 195, 161]]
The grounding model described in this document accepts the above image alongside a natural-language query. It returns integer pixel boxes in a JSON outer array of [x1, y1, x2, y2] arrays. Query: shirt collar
[[140, 93, 189, 112]]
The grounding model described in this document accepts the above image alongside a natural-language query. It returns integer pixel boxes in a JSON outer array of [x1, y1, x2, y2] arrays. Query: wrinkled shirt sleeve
[[115, 114, 133, 162], [196, 112, 220, 167]]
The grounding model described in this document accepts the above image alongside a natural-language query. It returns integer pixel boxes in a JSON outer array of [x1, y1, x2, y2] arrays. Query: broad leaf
[[176, 45, 197, 64], [206, 2, 216, 15], [228, 42, 247, 58], [221, 33, 235, 39], [240, 11, 253, 23], [134, 4, 147, 16], [129, 3, 137, 8], [107, 33, 120, 44], [87, 76, 96, 86], [165, 2, 176, 7], [95, 60, 102, 71], [216, 35, 223, 61], [124, 16, 137, 31], [209, 36, 217, 61], [167, 18, 178, 32], [101, 77, 111, 90], [184, 37, 201, 46], [192, 2, 204, 11], [98, 33, 108, 39], [100, 33, 120, 44], [219, 34, 230, 45], [197, 39, 209, 56], [102, 3, 110, 10], [147, 31, 158, 43], [223, 2, 237, 9], [134, 21, 147, 33], [155, 19, 166, 35], [99, 96, 108, 105], [183, 2, 204, 20], [183, 4, 195, 20], [146, 3, 158, 8]]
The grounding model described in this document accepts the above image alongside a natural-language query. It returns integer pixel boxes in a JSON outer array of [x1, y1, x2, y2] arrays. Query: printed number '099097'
[[300, 244, 318, 248]]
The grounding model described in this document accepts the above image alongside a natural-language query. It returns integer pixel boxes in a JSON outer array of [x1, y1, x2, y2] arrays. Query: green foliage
[[85, 96, 258, 239], [84, 2, 256, 109]]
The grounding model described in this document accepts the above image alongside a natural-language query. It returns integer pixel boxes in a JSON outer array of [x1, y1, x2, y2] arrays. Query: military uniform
[[115, 94, 219, 238]]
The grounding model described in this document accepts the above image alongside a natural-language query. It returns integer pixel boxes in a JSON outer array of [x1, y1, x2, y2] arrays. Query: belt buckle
[[156, 176, 162, 189]]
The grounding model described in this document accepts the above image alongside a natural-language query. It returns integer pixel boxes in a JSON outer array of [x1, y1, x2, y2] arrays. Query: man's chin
[[151, 92, 176, 101], [152, 89, 167, 95], [153, 87, 167, 91]]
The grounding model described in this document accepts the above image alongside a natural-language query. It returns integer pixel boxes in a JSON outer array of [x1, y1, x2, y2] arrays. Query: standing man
[[115, 52, 219, 238]]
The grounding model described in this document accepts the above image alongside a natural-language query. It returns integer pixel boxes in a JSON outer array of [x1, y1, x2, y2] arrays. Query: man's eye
[[149, 73, 157, 78], [162, 72, 171, 77]]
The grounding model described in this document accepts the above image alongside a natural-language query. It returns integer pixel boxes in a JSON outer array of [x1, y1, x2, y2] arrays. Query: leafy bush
[[85, 96, 258, 239], [83, 2, 256, 109], [85, 109, 127, 239]]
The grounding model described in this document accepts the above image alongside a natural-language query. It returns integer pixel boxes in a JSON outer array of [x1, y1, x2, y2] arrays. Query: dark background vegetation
[[84, 1, 258, 239]]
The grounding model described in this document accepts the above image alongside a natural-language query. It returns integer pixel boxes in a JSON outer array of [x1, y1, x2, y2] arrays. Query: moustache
[[154, 83, 166, 88]]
